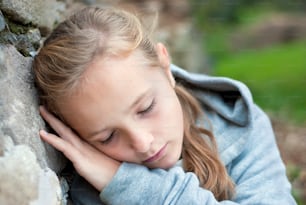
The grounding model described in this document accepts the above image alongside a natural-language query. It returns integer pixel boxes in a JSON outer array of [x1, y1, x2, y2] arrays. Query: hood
[[171, 64, 255, 165]]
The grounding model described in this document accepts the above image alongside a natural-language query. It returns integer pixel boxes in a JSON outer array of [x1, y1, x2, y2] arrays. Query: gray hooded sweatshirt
[[71, 65, 296, 205]]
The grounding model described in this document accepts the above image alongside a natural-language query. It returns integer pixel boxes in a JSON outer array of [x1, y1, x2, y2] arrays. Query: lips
[[143, 144, 167, 163]]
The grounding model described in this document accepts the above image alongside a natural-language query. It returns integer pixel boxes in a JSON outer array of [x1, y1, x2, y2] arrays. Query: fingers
[[39, 129, 79, 160], [39, 106, 82, 146], [39, 106, 71, 138], [38, 116, 120, 190]]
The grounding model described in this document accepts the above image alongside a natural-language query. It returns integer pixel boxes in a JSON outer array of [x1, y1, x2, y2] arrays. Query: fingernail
[[40, 130, 48, 136]]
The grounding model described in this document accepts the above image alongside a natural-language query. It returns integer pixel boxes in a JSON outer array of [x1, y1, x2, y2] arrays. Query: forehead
[[81, 51, 156, 97]]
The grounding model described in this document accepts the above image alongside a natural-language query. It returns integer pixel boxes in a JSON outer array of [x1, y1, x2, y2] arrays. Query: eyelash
[[138, 99, 156, 115], [101, 99, 156, 145], [101, 131, 115, 145]]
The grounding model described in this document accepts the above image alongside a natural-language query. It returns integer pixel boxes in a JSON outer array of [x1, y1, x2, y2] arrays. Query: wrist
[[82, 157, 121, 191], [100, 159, 121, 191]]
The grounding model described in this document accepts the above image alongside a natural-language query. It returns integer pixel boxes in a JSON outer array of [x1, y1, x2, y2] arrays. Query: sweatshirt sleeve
[[100, 163, 237, 205], [99, 105, 296, 205]]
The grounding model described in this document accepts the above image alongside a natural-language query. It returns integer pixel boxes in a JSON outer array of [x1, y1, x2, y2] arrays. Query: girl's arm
[[99, 105, 296, 205], [39, 105, 296, 205], [39, 106, 120, 191]]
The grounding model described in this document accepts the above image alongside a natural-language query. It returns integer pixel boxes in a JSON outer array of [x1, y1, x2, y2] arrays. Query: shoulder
[[171, 64, 254, 127], [170, 64, 273, 165]]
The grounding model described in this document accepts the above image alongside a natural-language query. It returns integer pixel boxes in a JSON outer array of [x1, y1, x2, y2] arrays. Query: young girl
[[33, 7, 296, 205]]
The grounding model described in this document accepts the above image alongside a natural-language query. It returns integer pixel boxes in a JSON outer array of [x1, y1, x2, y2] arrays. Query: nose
[[129, 127, 153, 153]]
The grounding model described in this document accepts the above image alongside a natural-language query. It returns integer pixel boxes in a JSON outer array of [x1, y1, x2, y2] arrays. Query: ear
[[156, 43, 175, 87]]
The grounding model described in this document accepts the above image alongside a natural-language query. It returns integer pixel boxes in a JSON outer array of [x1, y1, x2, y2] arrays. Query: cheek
[[93, 139, 137, 162], [92, 144, 124, 161], [171, 102, 184, 137], [156, 95, 184, 137]]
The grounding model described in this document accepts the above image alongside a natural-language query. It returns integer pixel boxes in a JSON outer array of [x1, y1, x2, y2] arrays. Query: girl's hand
[[39, 106, 120, 191]]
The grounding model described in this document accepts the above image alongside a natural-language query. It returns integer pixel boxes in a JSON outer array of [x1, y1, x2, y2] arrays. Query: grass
[[213, 40, 306, 124], [195, 6, 306, 124]]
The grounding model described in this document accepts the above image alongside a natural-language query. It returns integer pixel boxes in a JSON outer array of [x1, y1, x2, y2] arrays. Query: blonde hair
[[33, 7, 234, 200]]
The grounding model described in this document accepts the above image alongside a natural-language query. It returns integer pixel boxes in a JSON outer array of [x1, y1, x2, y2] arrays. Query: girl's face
[[58, 44, 184, 169]]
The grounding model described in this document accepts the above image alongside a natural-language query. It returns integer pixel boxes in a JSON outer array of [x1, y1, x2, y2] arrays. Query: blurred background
[[67, 0, 306, 203], [190, 2, 306, 203]]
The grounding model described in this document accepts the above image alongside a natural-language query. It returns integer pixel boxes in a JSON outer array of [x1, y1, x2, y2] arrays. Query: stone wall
[[0, 0, 203, 204], [0, 44, 67, 205], [0, 0, 68, 204]]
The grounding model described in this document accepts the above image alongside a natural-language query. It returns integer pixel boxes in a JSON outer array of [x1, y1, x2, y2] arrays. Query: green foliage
[[287, 163, 301, 182], [191, 0, 241, 32], [191, 1, 306, 123], [287, 164, 304, 205], [191, 0, 306, 32], [214, 40, 306, 123]]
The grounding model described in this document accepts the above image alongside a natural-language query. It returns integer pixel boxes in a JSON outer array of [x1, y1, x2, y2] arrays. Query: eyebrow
[[87, 88, 151, 140]]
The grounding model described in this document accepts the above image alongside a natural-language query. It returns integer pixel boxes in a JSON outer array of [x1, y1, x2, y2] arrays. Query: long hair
[[33, 7, 234, 200], [175, 85, 235, 200]]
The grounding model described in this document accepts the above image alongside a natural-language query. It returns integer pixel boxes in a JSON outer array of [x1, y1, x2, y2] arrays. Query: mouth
[[143, 144, 167, 163]]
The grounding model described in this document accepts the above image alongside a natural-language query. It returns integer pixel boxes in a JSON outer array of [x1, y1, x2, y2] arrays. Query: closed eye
[[101, 131, 116, 145], [138, 99, 156, 115]]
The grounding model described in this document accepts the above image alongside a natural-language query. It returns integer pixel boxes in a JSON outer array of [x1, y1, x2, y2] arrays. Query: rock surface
[[0, 0, 65, 31], [0, 44, 66, 172], [0, 144, 62, 205], [0, 44, 67, 204]]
